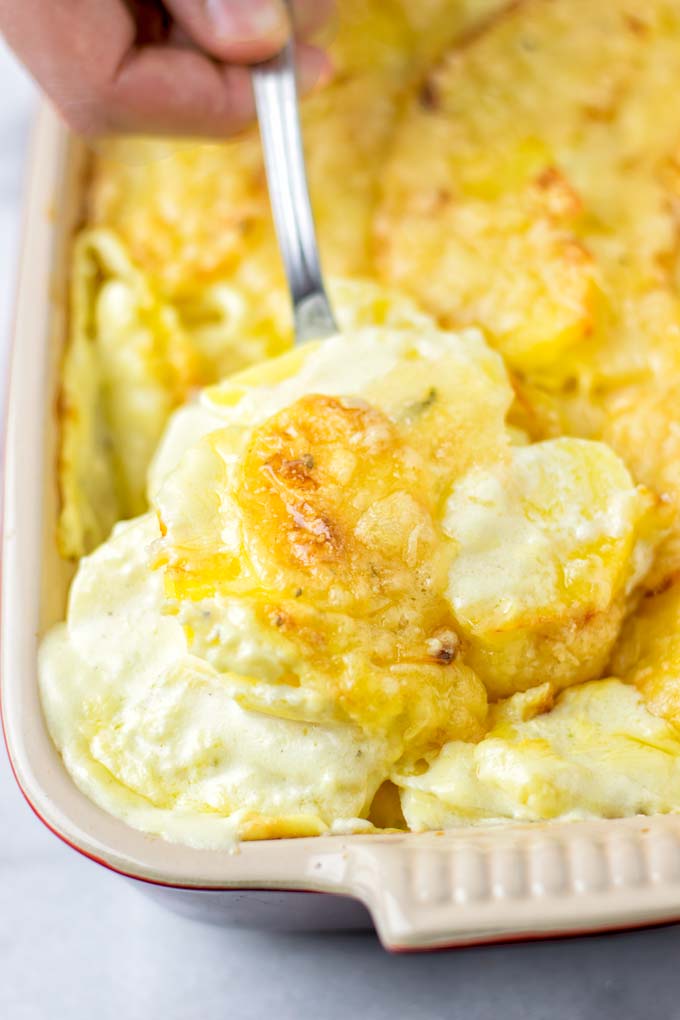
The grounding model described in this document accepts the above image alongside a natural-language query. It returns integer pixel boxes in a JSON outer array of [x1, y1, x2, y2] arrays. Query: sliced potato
[[444, 438, 663, 699]]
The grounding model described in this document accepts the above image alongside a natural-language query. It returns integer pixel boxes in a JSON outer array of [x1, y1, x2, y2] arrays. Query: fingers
[[163, 0, 335, 63], [0, 0, 333, 138], [162, 0, 289, 62], [103, 46, 255, 135], [79, 41, 331, 137]]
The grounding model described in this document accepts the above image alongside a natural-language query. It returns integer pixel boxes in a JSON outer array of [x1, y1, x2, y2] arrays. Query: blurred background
[[2, 34, 680, 1020]]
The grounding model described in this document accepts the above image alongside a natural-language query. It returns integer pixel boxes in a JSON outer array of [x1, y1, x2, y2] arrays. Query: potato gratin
[[40, 0, 680, 847]]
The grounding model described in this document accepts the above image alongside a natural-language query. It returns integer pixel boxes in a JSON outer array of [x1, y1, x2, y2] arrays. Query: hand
[[0, 0, 334, 137]]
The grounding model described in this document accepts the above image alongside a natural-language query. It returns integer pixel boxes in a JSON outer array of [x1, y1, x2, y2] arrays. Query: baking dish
[[4, 104, 680, 952]]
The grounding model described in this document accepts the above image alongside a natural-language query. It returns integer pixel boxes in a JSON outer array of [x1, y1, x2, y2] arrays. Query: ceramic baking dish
[[4, 104, 680, 952]]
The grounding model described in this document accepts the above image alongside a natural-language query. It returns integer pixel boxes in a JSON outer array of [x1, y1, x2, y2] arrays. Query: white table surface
[[2, 38, 680, 1020]]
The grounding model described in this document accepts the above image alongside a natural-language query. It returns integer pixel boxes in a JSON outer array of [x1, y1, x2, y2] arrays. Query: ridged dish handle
[[307, 818, 680, 949]]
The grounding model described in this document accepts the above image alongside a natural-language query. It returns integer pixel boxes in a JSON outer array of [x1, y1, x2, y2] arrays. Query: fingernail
[[205, 0, 289, 43], [297, 47, 334, 95]]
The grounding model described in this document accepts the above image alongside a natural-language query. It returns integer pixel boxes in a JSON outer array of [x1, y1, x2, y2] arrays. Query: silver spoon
[[252, 2, 338, 345]]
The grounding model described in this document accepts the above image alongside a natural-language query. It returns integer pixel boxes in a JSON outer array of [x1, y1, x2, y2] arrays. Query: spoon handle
[[252, 14, 338, 344]]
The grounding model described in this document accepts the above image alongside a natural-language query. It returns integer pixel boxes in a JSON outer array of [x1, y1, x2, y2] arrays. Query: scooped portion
[[39, 299, 665, 846]]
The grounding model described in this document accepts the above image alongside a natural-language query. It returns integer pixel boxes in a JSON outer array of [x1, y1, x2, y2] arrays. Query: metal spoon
[[252, 2, 338, 345]]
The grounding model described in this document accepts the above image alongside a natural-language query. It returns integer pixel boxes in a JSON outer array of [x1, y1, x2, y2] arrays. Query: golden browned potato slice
[[376, 0, 680, 388], [444, 437, 663, 700], [156, 322, 507, 756]]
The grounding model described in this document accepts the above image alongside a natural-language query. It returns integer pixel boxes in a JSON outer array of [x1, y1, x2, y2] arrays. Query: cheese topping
[[40, 315, 665, 846]]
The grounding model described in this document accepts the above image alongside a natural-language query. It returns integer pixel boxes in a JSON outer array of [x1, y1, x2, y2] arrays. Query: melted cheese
[[40, 517, 394, 848], [376, 0, 680, 387], [398, 680, 680, 829], [41, 321, 664, 845]]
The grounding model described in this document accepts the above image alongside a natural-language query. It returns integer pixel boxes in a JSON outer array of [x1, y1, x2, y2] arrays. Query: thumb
[[163, 0, 291, 63]]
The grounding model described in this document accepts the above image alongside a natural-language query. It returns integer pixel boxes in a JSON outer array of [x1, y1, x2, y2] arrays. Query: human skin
[[0, 0, 334, 136]]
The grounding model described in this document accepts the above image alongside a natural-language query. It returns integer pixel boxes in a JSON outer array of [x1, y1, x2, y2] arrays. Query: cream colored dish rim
[[3, 104, 680, 952]]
